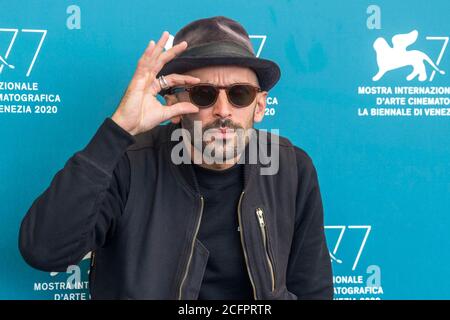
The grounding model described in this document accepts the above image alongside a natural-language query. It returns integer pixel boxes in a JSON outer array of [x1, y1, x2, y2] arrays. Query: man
[[19, 16, 333, 300]]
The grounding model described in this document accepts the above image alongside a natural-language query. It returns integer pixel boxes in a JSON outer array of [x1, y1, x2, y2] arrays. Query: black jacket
[[19, 118, 333, 300]]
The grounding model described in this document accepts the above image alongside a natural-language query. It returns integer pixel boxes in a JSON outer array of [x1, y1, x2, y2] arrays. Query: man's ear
[[164, 94, 182, 124], [253, 91, 268, 123]]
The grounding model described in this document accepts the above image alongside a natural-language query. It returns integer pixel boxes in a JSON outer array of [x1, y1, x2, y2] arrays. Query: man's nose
[[212, 89, 232, 118]]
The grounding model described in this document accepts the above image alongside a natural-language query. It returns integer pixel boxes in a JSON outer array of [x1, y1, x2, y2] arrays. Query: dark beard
[[181, 117, 251, 162]]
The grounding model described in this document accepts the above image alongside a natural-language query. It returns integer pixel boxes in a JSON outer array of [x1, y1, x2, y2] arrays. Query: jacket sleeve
[[286, 148, 334, 299], [18, 118, 136, 272]]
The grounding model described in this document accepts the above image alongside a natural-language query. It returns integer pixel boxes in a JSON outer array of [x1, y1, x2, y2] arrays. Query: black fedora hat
[[157, 16, 281, 97]]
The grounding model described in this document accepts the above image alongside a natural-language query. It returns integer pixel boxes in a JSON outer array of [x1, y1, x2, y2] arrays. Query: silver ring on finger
[[158, 75, 170, 90]]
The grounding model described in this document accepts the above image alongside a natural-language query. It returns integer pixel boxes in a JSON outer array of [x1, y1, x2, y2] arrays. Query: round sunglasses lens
[[190, 85, 217, 107], [229, 85, 256, 107]]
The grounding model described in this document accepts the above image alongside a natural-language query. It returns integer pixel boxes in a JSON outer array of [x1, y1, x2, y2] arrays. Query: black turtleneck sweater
[[192, 163, 254, 300]]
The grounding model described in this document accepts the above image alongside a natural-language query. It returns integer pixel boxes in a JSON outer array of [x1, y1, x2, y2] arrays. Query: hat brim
[[156, 56, 280, 97]]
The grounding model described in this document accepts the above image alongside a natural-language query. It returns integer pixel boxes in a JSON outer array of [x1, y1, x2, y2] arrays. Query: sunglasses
[[168, 83, 262, 108]]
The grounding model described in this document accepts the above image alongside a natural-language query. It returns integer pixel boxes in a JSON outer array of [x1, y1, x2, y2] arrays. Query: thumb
[[164, 102, 199, 120]]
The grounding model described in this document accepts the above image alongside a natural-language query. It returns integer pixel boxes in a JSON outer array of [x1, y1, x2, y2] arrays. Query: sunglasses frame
[[168, 82, 262, 108]]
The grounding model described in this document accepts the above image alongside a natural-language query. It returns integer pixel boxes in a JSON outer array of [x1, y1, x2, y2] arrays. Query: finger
[[140, 30, 170, 75], [143, 31, 173, 91], [151, 41, 188, 76], [147, 31, 171, 73], [129, 40, 156, 91], [149, 73, 201, 96], [133, 31, 171, 95], [163, 102, 199, 121], [138, 40, 157, 72]]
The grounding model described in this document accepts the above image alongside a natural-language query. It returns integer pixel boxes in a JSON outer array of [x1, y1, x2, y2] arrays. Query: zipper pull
[[90, 251, 96, 268], [256, 208, 265, 228]]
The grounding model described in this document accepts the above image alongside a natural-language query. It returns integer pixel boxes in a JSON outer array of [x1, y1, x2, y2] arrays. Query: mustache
[[202, 118, 242, 132]]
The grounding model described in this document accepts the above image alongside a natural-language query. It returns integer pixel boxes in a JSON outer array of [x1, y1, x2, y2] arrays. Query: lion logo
[[372, 30, 445, 81]]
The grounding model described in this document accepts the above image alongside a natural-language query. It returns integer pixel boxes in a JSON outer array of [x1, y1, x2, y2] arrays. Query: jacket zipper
[[178, 196, 204, 300], [90, 251, 96, 268], [237, 191, 258, 300], [256, 208, 276, 292], [89, 251, 96, 288]]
